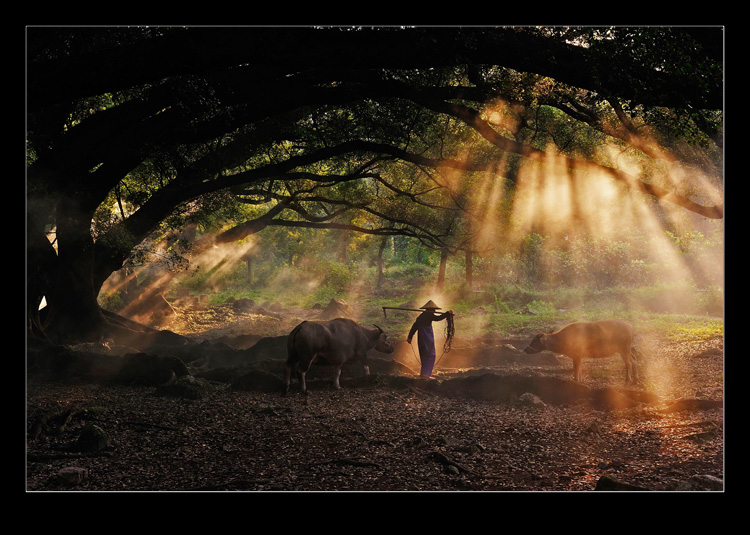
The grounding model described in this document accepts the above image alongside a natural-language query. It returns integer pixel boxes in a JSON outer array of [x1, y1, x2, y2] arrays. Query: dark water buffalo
[[524, 319, 642, 383], [285, 318, 394, 395]]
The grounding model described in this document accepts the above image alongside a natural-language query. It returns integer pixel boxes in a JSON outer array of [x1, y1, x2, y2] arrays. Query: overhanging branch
[[414, 97, 724, 219]]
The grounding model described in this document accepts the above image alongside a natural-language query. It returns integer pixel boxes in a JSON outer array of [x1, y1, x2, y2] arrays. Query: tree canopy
[[26, 26, 724, 343]]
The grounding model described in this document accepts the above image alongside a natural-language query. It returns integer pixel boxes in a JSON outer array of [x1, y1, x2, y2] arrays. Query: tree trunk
[[245, 254, 253, 286], [41, 206, 108, 344], [376, 236, 387, 288], [28, 195, 131, 344], [465, 250, 474, 288], [337, 231, 348, 262], [26, 221, 58, 337], [437, 249, 448, 291]]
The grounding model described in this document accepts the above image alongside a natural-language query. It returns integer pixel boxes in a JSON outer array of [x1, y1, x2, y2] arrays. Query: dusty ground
[[26, 306, 724, 492]]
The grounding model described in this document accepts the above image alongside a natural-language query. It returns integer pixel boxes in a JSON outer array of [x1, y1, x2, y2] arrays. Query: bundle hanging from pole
[[443, 313, 455, 354]]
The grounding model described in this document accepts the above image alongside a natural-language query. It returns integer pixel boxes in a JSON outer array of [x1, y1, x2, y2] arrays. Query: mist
[[98, 100, 723, 338]]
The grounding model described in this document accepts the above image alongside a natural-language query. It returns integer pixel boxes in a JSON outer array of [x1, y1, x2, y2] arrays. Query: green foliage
[[519, 232, 546, 282], [637, 313, 723, 341], [98, 290, 124, 311], [160, 222, 722, 314], [142, 228, 722, 343], [525, 299, 557, 315], [308, 260, 356, 303]]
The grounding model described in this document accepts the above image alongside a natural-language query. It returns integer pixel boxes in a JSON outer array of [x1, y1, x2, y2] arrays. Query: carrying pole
[[382, 306, 423, 317]]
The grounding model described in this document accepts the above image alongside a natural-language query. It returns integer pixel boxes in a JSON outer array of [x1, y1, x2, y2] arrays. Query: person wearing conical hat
[[407, 300, 454, 379]]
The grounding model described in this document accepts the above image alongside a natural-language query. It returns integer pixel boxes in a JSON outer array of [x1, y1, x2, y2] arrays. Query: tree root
[[29, 407, 85, 440]]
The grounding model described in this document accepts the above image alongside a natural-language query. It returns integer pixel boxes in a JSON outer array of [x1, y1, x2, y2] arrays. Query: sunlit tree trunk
[[245, 254, 253, 286], [376, 236, 387, 289], [437, 249, 448, 291], [337, 230, 348, 262]]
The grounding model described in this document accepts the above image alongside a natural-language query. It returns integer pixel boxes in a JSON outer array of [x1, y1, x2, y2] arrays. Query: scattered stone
[[232, 298, 257, 313], [670, 474, 723, 491], [195, 366, 247, 383], [27, 346, 123, 381], [243, 335, 287, 360], [115, 353, 190, 386], [56, 466, 89, 486], [212, 333, 263, 350], [446, 464, 460, 475], [232, 370, 285, 392], [584, 420, 603, 437], [140, 329, 190, 348], [319, 298, 356, 320], [589, 387, 640, 411], [594, 474, 649, 491], [75, 424, 112, 453], [517, 392, 546, 409], [153, 375, 213, 400]]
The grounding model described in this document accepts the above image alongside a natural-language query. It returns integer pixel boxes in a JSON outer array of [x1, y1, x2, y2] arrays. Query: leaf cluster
[[27, 26, 724, 282]]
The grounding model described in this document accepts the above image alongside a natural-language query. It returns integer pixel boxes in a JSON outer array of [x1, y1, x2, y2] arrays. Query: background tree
[[26, 26, 723, 344]]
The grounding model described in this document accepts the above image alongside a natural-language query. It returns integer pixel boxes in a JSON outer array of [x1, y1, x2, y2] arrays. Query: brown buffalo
[[524, 319, 642, 383], [285, 318, 394, 395]]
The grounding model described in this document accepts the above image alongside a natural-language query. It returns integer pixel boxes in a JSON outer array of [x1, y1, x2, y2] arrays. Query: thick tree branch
[[265, 219, 450, 250], [29, 27, 722, 112]]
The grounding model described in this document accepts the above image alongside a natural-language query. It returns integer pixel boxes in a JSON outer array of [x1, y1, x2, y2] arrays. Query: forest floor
[[25, 305, 725, 493]]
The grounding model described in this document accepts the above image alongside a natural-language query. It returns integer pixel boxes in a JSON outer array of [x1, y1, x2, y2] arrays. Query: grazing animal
[[524, 319, 641, 383], [285, 318, 394, 395]]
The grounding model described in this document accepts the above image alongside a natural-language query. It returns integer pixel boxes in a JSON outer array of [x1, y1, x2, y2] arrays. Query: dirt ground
[[25, 307, 724, 492]]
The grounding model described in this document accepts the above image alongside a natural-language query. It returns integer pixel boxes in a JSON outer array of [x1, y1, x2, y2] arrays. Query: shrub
[[98, 290, 124, 311], [525, 299, 557, 315]]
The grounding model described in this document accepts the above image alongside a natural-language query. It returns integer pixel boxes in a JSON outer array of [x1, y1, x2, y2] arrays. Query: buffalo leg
[[631, 347, 640, 382], [622, 349, 637, 383], [284, 363, 292, 394], [572, 357, 582, 382], [284, 361, 301, 394], [333, 366, 342, 390], [624, 351, 632, 383], [299, 355, 318, 395], [299, 369, 309, 395]]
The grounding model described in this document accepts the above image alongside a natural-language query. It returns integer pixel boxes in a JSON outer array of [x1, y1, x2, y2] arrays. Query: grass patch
[[645, 314, 724, 341], [157, 259, 723, 342]]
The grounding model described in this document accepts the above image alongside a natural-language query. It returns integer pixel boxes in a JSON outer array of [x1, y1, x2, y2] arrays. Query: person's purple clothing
[[408, 310, 450, 377]]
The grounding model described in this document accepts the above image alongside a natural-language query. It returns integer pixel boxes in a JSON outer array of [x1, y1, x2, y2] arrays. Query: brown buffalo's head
[[372, 324, 395, 353], [524, 334, 546, 354]]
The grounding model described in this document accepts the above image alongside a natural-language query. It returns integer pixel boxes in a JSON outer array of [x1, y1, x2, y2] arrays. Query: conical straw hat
[[420, 300, 441, 310]]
